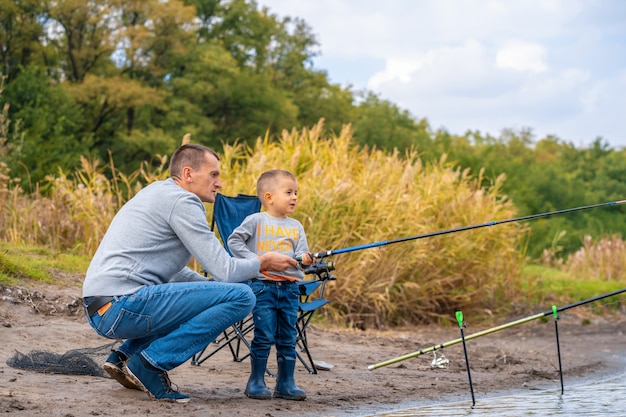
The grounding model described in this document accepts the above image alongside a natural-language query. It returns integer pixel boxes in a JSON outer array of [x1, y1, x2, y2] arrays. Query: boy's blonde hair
[[256, 169, 296, 199]]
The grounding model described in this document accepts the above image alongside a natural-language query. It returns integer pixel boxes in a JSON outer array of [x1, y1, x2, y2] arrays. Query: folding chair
[[190, 193, 335, 374], [190, 193, 261, 366], [295, 260, 336, 374]]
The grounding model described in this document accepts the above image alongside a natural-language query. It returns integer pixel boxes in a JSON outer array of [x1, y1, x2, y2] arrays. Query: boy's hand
[[299, 252, 314, 267]]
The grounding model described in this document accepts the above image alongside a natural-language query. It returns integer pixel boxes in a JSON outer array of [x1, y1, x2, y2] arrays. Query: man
[[82, 144, 297, 402]]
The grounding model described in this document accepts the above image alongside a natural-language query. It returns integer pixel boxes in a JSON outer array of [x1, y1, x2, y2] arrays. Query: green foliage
[[46, 0, 132, 81], [163, 42, 237, 146], [353, 92, 433, 152], [1, 66, 85, 185], [0, 0, 48, 80], [0, 242, 88, 285], [522, 263, 625, 314], [441, 129, 626, 259], [1, 0, 412, 186], [0, 244, 51, 284], [285, 71, 356, 135], [201, 70, 299, 145]]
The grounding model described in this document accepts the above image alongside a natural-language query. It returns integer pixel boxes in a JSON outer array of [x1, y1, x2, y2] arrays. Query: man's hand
[[258, 252, 298, 272]]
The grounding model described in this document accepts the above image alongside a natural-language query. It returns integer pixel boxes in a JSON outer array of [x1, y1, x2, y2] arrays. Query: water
[[368, 372, 626, 416]]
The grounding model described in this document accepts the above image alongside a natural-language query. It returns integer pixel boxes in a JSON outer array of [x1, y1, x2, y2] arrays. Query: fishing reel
[[430, 351, 449, 369], [304, 260, 336, 282], [304, 260, 334, 274]]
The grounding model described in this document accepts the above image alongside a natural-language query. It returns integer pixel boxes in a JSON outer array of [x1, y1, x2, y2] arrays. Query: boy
[[228, 169, 314, 401]]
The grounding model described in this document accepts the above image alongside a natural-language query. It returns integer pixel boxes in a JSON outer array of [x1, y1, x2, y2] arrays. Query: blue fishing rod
[[309, 200, 626, 259]]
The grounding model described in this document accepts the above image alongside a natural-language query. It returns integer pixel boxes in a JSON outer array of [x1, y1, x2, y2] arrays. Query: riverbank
[[1, 281, 624, 417]]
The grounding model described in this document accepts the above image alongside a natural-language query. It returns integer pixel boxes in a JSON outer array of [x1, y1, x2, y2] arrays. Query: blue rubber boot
[[245, 354, 272, 400], [273, 355, 306, 401]]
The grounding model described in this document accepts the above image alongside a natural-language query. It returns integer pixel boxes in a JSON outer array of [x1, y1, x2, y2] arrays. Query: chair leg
[[295, 328, 317, 374], [191, 315, 254, 366], [295, 314, 318, 374]]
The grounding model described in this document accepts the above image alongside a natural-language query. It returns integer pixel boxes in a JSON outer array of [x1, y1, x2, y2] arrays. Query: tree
[[260, 14, 355, 132], [41, 0, 202, 171], [352, 92, 432, 152], [190, 1, 356, 138], [202, 70, 298, 144], [0, 0, 47, 80], [1, 65, 84, 185], [44, 0, 118, 82]]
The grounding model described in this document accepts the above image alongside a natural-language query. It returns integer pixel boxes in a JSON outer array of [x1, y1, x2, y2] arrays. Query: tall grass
[[218, 123, 528, 327], [0, 153, 168, 254], [565, 235, 626, 280], [3, 119, 622, 327], [540, 233, 626, 281]]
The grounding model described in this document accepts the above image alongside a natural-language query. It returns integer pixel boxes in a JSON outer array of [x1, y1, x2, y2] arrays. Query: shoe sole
[[123, 363, 190, 403], [103, 362, 141, 390], [273, 393, 307, 401], [245, 391, 272, 400]]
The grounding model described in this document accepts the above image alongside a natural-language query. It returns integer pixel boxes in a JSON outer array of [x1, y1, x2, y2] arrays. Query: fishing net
[[6, 341, 119, 377]]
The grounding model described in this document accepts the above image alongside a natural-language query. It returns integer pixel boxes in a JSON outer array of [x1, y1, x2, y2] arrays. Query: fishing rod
[[367, 287, 626, 370], [309, 200, 626, 259]]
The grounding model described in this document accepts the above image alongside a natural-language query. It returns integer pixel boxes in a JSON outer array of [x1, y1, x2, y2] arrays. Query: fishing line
[[309, 200, 626, 259]]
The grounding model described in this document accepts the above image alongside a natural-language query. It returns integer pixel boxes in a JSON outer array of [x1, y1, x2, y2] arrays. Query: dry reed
[[564, 235, 626, 281], [219, 122, 528, 327], [1, 121, 547, 327]]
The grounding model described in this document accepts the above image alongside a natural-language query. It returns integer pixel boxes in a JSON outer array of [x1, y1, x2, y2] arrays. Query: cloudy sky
[[257, 0, 626, 149]]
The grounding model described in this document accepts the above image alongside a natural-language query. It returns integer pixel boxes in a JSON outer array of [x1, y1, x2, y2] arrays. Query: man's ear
[[263, 191, 272, 204], [182, 166, 193, 182]]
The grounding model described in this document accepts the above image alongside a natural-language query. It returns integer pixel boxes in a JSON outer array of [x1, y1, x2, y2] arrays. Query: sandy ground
[[0, 281, 625, 417]]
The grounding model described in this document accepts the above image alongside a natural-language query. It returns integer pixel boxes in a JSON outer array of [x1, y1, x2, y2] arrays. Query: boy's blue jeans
[[248, 279, 299, 360], [84, 281, 255, 371]]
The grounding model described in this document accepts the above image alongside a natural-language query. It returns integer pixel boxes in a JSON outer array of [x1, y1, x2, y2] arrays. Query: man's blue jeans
[[85, 281, 255, 371], [248, 280, 299, 360]]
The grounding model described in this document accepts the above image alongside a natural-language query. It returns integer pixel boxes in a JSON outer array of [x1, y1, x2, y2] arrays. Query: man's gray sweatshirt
[[83, 178, 260, 297]]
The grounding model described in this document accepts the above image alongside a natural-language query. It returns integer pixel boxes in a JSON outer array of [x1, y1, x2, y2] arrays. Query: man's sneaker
[[124, 355, 190, 403], [103, 351, 141, 390]]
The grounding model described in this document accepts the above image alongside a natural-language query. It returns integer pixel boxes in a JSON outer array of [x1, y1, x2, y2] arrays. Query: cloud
[[367, 57, 424, 90], [496, 41, 548, 73], [258, 0, 626, 147], [369, 39, 514, 98]]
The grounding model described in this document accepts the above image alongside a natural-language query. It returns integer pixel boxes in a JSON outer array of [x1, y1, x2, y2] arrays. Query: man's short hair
[[170, 144, 219, 178]]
